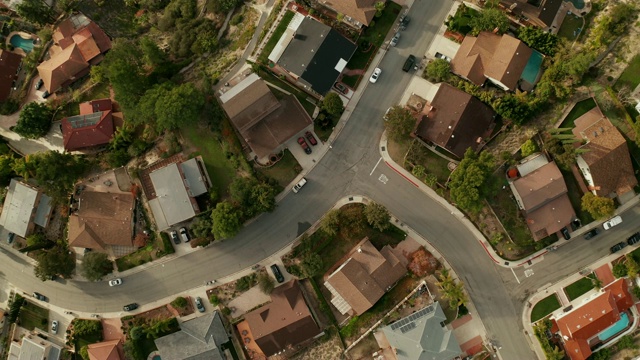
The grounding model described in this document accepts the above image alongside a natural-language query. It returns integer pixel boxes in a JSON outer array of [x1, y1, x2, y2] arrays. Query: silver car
[[390, 32, 400, 47]]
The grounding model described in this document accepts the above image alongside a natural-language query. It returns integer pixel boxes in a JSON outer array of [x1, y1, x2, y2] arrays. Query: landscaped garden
[[530, 294, 561, 322], [559, 97, 596, 128], [557, 14, 584, 40], [615, 54, 640, 91], [564, 275, 596, 301], [256, 150, 301, 188], [17, 300, 49, 331]]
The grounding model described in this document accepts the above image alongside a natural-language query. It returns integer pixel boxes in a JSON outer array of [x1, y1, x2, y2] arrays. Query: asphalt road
[[0, 1, 578, 359]]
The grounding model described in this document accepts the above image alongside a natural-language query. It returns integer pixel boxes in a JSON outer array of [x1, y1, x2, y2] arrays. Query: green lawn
[[561, 169, 594, 224], [255, 149, 301, 188], [18, 301, 49, 331], [115, 246, 154, 271], [361, 2, 402, 47], [615, 54, 640, 91], [405, 143, 452, 184], [181, 125, 237, 197], [258, 10, 294, 64], [560, 98, 596, 128], [341, 74, 360, 88], [488, 187, 535, 248], [557, 14, 584, 40], [258, 69, 317, 116], [530, 294, 561, 322], [564, 276, 595, 301]]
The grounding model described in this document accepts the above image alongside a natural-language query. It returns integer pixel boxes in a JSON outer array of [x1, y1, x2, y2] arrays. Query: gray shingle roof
[[154, 312, 228, 360]]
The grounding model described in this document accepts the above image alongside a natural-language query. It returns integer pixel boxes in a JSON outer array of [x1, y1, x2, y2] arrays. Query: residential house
[[324, 237, 407, 316], [37, 13, 111, 93], [318, 0, 377, 28], [155, 312, 228, 360], [0, 179, 52, 238], [219, 73, 313, 159], [243, 280, 321, 357], [571, 107, 637, 204], [450, 32, 533, 91], [270, 14, 357, 96], [0, 49, 22, 102], [497, 0, 564, 29], [508, 154, 575, 241], [141, 156, 211, 231], [375, 302, 462, 360], [67, 191, 135, 256], [62, 98, 123, 151], [414, 83, 496, 158], [8, 333, 62, 360], [551, 278, 633, 360], [87, 339, 123, 360]]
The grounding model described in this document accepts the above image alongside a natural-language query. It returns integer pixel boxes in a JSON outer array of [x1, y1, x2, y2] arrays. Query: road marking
[[378, 174, 388, 184], [525, 269, 534, 278], [370, 157, 383, 176], [510, 267, 520, 284]]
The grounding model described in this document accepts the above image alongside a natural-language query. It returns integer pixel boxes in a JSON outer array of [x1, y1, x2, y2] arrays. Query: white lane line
[[370, 157, 383, 176], [511, 267, 521, 284]]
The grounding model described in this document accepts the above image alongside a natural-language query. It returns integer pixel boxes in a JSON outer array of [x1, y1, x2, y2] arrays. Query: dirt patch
[[291, 328, 344, 360], [407, 247, 441, 276], [168, 296, 195, 317], [121, 305, 174, 334]]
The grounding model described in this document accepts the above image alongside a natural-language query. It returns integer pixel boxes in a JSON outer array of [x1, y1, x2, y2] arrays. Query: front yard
[[17, 301, 49, 331], [564, 275, 596, 301], [255, 149, 301, 188], [530, 294, 561, 323]]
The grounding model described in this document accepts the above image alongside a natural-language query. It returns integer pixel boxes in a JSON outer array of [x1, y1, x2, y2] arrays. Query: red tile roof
[[62, 98, 115, 151], [320, 0, 377, 26], [0, 50, 22, 102], [37, 44, 89, 93]]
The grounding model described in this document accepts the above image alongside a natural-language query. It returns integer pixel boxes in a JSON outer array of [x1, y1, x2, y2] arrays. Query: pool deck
[[6, 31, 39, 57]]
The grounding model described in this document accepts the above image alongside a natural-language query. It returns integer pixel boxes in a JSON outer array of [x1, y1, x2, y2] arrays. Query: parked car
[[292, 178, 307, 194], [390, 32, 400, 47], [42, 91, 50, 99], [123, 303, 139, 312], [109, 278, 123, 287], [170, 230, 180, 244], [270, 264, 285, 283], [33, 292, 47, 302], [561, 227, 571, 240], [627, 232, 640, 246], [179, 227, 190, 242], [402, 55, 416, 72], [35, 79, 43, 90], [51, 320, 58, 334], [603, 215, 623, 230], [369, 67, 382, 83], [583, 229, 599, 240], [305, 131, 317, 146], [297, 137, 311, 154], [610, 242, 627, 254], [195, 297, 205, 313], [333, 82, 348, 94], [399, 15, 410, 30], [7, 232, 15, 244]]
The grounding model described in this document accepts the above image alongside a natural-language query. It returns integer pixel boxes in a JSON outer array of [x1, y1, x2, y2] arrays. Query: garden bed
[[17, 301, 49, 331]]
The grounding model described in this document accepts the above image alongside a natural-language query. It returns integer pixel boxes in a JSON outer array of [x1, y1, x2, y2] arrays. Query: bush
[[613, 262, 628, 278], [209, 294, 220, 305], [8, 294, 25, 323], [160, 232, 175, 255], [171, 296, 188, 308], [235, 274, 256, 292], [221, 307, 231, 316]]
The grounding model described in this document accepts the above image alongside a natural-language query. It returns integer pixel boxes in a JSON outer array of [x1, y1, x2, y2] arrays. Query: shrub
[[160, 232, 175, 255], [171, 296, 188, 308], [209, 294, 220, 305]]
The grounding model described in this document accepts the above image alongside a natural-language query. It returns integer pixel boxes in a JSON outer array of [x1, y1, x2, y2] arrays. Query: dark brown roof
[[325, 238, 407, 315], [0, 50, 22, 102], [572, 107, 638, 198], [321, 0, 377, 26], [220, 75, 280, 131], [244, 280, 320, 357], [414, 83, 495, 158]]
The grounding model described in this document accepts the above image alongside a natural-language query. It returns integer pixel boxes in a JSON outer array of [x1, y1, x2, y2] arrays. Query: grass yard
[[258, 10, 295, 64], [115, 246, 154, 271], [557, 14, 584, 40], [404, 142, 452, 184], [18, 301, 49, 331], [341, 74, 360, 88], [560, 98, 596, 128], [258, 69, 317, 116], [360, 2, 402, 48], [530, 294, 561, 322], [561, 169, 594, 224], [488, 188, 535, 248], [181, 125, 237, 197], [445, 4, 480, 36], [256, 149, 301, 188], [615, 54, 640, 91], [564, 276, 595, 301]]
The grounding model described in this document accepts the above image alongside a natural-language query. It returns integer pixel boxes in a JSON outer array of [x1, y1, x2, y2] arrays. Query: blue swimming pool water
[[152, 356, 161, 360], [9, 34, 35, 53], [598, 312, 629, 341], [521, 50, 543, 84], [566, 0, 586, 10]]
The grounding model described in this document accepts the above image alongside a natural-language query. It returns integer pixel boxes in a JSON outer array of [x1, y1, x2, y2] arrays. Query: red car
[[305, 131, 317, 146], [297, 137, 312, 154]]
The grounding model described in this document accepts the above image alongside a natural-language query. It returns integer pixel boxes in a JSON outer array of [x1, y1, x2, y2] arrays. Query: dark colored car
[[297, 137, 311, 154], [7, 232, 15, 244], [35, 79, 44, 90], [627, 232, 640, 246], [402, 55, 416, 72], [195, 297, 205, 313], [33, 292, 47, 302], [399, 15, 410, 30], [305, 131, 317, 146], [123, 303, 139, 312], [270, 264, 285, 283], [561, 227, 571, 240], [583, 229, 599, 240], [610, 242, 627, 254], [42, 91, 50, 99], [170, 230, 180, 244]]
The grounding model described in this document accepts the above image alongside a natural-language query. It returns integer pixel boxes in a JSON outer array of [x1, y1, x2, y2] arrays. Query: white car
[[603, 215, 623, 230], [51, 320, 58, 334], [369, 68, 382, 83], [108, 278, 122, 286]]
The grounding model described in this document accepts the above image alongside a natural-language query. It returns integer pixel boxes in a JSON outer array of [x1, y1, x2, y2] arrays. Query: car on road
[[51, 320, 58, 334], [170, 230, 180, 244], [610, 242, 627, 254], [297, 137, 311, 154], [179, 227, 190, 242], [35, 79, 44, 90], [628, 232, 640, 246], [561, 227, 571, 240], [33, 292, 47, 302], [292, 178, 307, 194], [123, 303, 139, 312], [390, 32, 400, 47], [7, 232, 15, 244], [603, 215, 623, 230], [270, 264, 285, 283], [369, 67, 382, 83], [399, 15, 410, 30], [402, 55, 416, 72], [305, 131, 317, 146], [583, 229, 599, 240], [109, 278, 123, 287], [195, 297, 205, 313]]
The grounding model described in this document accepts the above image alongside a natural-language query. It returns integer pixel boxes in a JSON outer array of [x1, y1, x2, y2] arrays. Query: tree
[[424, 59, 450, 82], [81, 252, 114, 281], [612, 262, 628, 278], [211, 201, 242, 240], [191, 216, 214, 240], [301, 253, 323, 278], [13, 103, 53, 139], [72, 319, 102, 337], [26, 234, 48, 247], [470, 8, 509, 36], [517, 26, 558, 56], [374, 1, 385, 16], [257, 273, 275, 294], [171, 296, 187, 308], [436, 268, 467, 308], [492, 94, 533, 125], [364, 202, 390, 231], [207, 0, 243, 13], [626, 254, 640, 279], [448, 149, 495, 214], [34, 245, 75, 281], [581, 193, 615, 220], [32, 151, 89, 204], [617, 335, 636, 350], [16, 0, 53, 25], [321, 92, 344, 118], [384, 106, 415, 142], [79, 346, 89, 360], [0, 154, 14, 186], [520, 139, 538, 157], [101, 39, 150, 114], [129, 326, 145, 341], [320, 209, 341, 236], [591, 348, 610, 360], [154, 83, 205, 131]]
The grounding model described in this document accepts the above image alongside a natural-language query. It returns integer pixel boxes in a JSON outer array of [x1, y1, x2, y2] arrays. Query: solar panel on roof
[[67, 111, 103, 129], [399, 322, 417, 334]]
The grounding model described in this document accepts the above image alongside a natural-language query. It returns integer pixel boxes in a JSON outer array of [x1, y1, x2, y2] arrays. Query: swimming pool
[[566, 0, 586, 10], [598, 312, 629, 341], [521, 50, 543, 85], [152, 356, 161, 360], [9, 34, 35, 53]]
